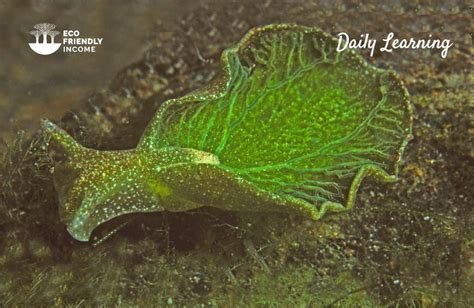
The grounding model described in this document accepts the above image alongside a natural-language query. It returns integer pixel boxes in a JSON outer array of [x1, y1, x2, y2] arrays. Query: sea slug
[[42, 24, 413, 242]]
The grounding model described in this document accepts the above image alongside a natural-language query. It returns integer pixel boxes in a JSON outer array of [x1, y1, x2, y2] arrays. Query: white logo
[[29, 23, 61, 55], [28, 23, 103, 55]]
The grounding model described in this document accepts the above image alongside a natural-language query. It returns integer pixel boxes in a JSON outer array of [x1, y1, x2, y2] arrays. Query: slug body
[[43, 24, 412, 242]]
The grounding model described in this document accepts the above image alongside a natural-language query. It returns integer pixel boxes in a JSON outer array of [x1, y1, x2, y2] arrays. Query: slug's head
[[41, 119, 219, 242], [42, 119, 131, 241]]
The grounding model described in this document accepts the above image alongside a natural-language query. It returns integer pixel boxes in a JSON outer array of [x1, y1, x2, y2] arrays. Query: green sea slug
[[42, 24, 412, 242]]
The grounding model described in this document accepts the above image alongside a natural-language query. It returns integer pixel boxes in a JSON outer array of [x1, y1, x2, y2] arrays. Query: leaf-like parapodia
[[141, 24, 412, 217]]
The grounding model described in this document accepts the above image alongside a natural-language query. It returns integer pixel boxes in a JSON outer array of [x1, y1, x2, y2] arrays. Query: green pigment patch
[[42, 24, 412, 242]]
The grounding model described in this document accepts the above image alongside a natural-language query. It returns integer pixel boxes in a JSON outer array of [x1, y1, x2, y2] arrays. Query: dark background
[[0, 0, 200, 139]]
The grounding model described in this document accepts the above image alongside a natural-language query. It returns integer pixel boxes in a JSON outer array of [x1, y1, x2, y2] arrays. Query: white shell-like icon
[[28, 23, 61, 55], [29, 43, 61, 55]]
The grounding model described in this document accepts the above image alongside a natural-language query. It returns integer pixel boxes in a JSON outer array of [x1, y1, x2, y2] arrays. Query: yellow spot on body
[[147, 179, 172, 197]]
